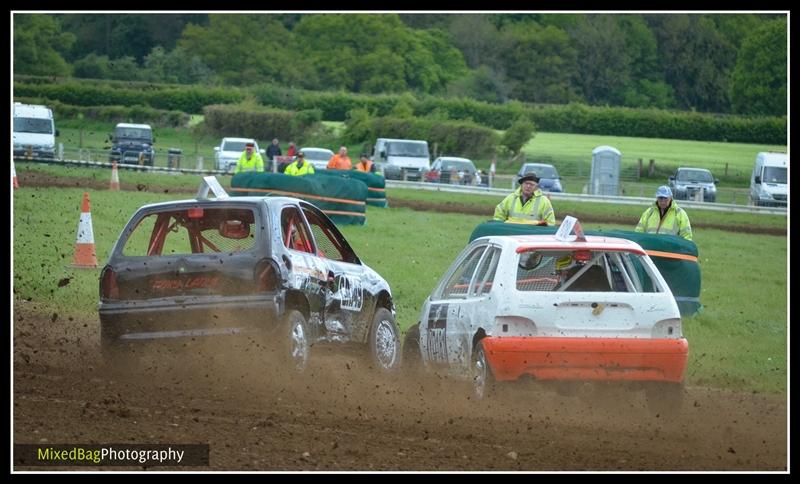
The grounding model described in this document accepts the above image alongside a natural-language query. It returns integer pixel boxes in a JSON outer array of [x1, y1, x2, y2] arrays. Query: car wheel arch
[[284, 289, 310, 322]]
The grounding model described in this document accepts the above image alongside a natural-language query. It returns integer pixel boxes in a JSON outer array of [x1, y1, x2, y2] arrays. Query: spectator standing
[[284, 151, 316, 176], [327, 146, 352, 170], [286, 142, 297, 157], [234, 142, 265, 174], [493, 173, 555, 225], [635, 186, 693, 240], [354, 153, 376, 173]]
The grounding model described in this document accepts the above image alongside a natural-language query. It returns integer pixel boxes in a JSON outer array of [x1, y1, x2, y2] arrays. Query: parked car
[[373, 138, 431, 181], [425, 157, 478, 185], [669, 167, 718, 203], [99, 178, 402, 373], [109, 123, 155, 166], [403, 228, 688, 414], [214, 138, 265, 173], [300, 147, 335, 170], [514, 163, 564, 192]]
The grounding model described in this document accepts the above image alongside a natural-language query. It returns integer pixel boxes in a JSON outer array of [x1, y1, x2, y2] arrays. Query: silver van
[[372, 138, 430, 181]]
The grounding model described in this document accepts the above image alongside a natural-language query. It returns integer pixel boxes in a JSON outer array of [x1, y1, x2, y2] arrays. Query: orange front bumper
[[481, 336, 688, 383]]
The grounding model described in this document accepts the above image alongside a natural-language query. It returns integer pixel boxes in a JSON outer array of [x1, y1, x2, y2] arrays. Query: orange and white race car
[[404, 220, 688, 414]]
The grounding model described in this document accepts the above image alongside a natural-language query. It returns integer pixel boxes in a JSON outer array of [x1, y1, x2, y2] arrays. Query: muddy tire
[[367, 308, 401, 372], [282, 309, 310, 374], [471, 340, 495, 400]]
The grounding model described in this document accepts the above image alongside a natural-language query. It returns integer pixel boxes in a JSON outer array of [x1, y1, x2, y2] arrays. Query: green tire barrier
[[230, 172, 368, 226], [314, 169, 388, 208], [470, 221, 701, 316]]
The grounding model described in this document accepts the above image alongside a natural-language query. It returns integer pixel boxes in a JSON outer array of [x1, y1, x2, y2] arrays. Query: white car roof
[[480, 234, 647, 255], [14, 104, 53, 118], [301, 147, 334, 154], [437, 157, 473, 163], [116, 123, 152, 130], [223, 137, 256, 143]]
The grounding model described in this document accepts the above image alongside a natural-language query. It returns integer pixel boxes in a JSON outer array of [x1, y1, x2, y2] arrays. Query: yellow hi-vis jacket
[[284, 160, 315, 176], [234, 152, 265, 173], [635, 200, 693, 240], [493, 187, 556, 225]]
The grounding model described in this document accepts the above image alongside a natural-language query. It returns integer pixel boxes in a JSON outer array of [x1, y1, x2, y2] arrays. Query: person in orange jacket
[[327, 146, 352, 170], [354, 153, 376, 173]]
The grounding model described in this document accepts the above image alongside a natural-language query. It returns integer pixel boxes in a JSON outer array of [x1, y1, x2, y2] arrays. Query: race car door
[[299, 203, 372, 342], [423, 243, 501, 376]]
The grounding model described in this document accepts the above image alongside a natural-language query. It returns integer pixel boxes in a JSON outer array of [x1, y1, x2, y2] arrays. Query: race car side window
[[281, 207, 314, 254], [471, 247, 501, 297], [301, 206, 358, 264], [441, 245, 486, 300]]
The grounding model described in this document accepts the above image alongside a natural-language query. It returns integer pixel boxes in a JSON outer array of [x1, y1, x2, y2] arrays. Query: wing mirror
[[754, 176, 761, 184], [669, 176, 675, 182]]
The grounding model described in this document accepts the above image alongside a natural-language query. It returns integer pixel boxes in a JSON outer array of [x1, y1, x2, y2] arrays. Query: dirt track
[[13, 301, 787, 472], [13, 171, 788, 471]]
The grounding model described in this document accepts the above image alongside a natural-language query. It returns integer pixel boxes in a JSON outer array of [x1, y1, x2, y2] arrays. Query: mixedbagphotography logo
[[14, 444, 209, 467]]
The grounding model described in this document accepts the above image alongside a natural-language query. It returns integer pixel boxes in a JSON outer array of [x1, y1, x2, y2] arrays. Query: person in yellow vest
[[493, 173, 556, 225], [635, 186, 693, 240], [234, 142, 264, 174], [353, 153, 376, 173], [284, 151, 316, 176]]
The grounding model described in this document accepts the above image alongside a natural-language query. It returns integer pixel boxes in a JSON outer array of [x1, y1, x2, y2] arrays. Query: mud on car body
[[99, 179, 401, 373], [404, 230, 689, 414]]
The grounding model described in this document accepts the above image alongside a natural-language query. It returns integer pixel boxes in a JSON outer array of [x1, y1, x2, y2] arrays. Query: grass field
[[12, 181, 787, 394]]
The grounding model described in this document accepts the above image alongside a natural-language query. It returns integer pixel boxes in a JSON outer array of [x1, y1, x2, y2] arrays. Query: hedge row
[[13, 97, 190, 127], [203, 104, 321, 141], [15, 76, 786, 144], [357, 116, 500, 159], [14, 81, 244, 114]]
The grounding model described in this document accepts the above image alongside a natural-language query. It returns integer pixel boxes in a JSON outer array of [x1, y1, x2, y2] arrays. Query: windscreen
[[677, 170, 712, 182], [223, 141, 248, 152], [442, 160, 475, 172], [387, 142, 429, 157], [116, 127, 152, 141], [304, 149, 333, 161], [515, 249, 662, 293], [14, 117, 53, 134], [762, 166, 787, 184], [524, 165, 557, 178]]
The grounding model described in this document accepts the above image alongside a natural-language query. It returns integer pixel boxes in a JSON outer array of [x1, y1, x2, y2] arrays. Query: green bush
[[203, 104, 320, 141], [13, 96, 189, 127]]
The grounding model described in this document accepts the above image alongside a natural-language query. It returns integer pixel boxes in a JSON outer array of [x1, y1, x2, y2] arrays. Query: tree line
[[13, 13, 787, 116]]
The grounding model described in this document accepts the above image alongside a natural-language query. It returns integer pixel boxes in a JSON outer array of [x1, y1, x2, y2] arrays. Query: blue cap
[[655, 186, 673, 198]]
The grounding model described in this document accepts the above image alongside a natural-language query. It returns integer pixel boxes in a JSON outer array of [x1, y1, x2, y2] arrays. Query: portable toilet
[[590, 146, 621, 196]]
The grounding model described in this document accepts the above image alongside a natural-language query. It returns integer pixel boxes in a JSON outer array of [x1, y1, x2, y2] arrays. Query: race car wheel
[[402, 323, 422, 373], [644, 381, 684, 418], [471, 340, 495, 400], [368, 308, 401, 372], [284, 310, 310, 374]]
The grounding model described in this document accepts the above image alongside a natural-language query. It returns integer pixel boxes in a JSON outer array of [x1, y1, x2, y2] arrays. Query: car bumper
[[482, 336, 688, 383], [99, 294, 282, 344]]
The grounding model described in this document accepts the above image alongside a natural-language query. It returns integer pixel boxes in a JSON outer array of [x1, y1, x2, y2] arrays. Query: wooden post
[[637, 158, 643, 180], [648, 159, 655, 177], [725, 162, 729, 176]]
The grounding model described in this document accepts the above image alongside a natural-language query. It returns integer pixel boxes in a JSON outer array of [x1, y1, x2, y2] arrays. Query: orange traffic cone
[[72, 192, 98, 268], [110, 161, 120, 190], [12, 160, 19, 189]]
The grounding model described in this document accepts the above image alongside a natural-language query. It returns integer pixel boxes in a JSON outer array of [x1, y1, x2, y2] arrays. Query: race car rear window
[[121, 207, 257, 256], [516, 250, 661, 293]]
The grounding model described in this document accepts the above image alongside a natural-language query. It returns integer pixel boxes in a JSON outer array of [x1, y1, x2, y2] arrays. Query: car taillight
[[100, 265, 119, 300]]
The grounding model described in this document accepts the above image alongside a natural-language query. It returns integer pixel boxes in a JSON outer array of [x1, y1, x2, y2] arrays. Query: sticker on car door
[[426, 303, 448, 363]]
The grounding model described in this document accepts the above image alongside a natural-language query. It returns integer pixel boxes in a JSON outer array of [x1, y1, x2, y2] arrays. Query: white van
[[372, 138, 430, 181], [13, 103, 58, 158], [750, 152, 788, 207]]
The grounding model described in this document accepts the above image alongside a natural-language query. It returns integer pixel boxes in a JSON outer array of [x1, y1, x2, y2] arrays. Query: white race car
[[404, 222, 689, 414]]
